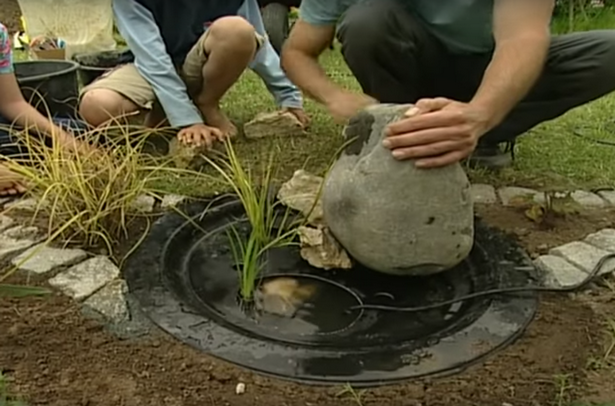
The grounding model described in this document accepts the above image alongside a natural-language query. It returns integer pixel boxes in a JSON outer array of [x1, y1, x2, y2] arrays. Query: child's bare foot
[[0, 164, 26, 197], [199, 104, 238, 138]]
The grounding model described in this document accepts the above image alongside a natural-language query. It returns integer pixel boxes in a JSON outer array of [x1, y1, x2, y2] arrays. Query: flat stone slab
[[82, 279, 130, 324], [470, 184, 497, 205], [48, 256, 120, 301], [161, 194, 187, 209], [597, 190, 615, 205], [0, 235, 38, 262], [584, 228, 615, 253], [534, 255, 588, 288], [130, 195, 155, 213], [4, 197, 43, 211], [12, 244, 88, 275], [2, 225, 41, 240], [498, 187, 545, 206], [549, 241, 615, 276], [571, 190, 607, 207], [0, 215, 15, 232]]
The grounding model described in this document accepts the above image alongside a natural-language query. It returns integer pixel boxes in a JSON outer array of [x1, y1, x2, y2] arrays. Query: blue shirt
[[113, 0, 303, 128]]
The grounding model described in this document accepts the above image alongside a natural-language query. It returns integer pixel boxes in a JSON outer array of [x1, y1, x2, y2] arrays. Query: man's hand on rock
[[284, 107, 311, 129], [383, 98, 491, 169], [325, 91, 378, 123], [177, 123, 226, 149]]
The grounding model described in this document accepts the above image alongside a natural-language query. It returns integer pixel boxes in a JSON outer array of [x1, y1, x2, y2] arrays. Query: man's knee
[[206, 16, 257, 53], [79, 89, 138, 127], [337, 0, 402, 50]]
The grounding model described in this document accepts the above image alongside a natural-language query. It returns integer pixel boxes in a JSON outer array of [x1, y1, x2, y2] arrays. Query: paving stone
[[4, 197, 44, 211], [0, 235, 37, 261], [470, 184, 497, 205], [597, 190, 615, 205], [0, 215, 15, 232], [549, 241, 615, 276], [161, 194, 187, 209], [130, 195, 155, 213], [0, 197, 12, 206], [12, 244, 88, 275], [2, 225, 42, 240], [534, 255, 588, 288], [497, 187, 545, 206], [584, 228, 615, 253], [83, 279, 130, 324], [48, 256, 120, 301], [571, 190, 608, 207]]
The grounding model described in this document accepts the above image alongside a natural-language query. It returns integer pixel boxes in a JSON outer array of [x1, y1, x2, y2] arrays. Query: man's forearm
[[281, 49, 344, 105], [470, 36, 550, 131]]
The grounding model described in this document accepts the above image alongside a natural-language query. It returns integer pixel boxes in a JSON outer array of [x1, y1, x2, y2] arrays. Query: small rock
[[4, 197, 45, 211], [130, 195, 155, 213], [0, 215, 15, 232], [470, 184, 497, 205], [277, 169, 324, 224], [161, 194, 187, 209], [82, 279, 130, 324], [0, 197, 12, 206], [549, 241, 615, 276], [168, 137, 209, 169], [48, 256, 120, 301], [0, 235, 38, 261], [570, 190, 607, 207], [254, 277, 316, 318], [497, 187, 544, 206], [597, 190, 615, 205], [2, 225, 42, 240], [235, 382, 246, 395], [243, 111, 306, 139], [298, 225, 353, 270], [584, 228, 615, 252], [534, 255, 588, 288], [12, 244, 88, 275]]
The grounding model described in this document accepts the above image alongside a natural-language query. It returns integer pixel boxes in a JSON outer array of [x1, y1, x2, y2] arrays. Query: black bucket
[[15, 60, 80, 118], [71, 50, 132, 86]]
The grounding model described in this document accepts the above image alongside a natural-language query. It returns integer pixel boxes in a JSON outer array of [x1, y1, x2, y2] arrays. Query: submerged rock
[[322, 103, 474, 276], [254, 277, 316, 318]]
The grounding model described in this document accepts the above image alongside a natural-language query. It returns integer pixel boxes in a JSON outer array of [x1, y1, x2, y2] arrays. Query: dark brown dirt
[[1, 204, 615, 406], [0, 0, 22, 34]]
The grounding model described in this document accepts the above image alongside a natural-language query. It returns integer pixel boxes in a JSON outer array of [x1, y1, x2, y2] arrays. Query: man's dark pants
[[336, 0, 615, 160]]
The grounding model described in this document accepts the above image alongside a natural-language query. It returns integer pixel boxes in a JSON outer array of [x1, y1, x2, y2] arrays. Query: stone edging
[[0, 186, 614, 328]]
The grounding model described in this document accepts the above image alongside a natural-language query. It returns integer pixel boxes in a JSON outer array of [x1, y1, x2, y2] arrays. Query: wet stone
[[534, 255, 588, 288], [470, 184, 497, 205], [243, 111, 306, 139], [48, 256, 120, 301], [12, 244, 88, 275], [549, 241, 615, 276], [571, 190, 608, 207], [82, 279, 130, 324], [497, 187, 544, 206], [584, 228, 615, 253], [161, 194, 187, 209], [597, 190, 615, 205]]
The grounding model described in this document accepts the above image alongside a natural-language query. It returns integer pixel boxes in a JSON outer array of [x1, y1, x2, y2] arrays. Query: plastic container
[[16, 0, 116, 59], [14, 60, 80, 118]]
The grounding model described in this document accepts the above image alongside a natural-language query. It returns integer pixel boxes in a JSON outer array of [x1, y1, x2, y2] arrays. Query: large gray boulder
[[322, 103, 474, 276]]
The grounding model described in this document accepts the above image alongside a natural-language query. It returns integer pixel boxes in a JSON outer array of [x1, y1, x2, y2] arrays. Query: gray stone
[[470, 184, 497, 205], [549, 241, 615, 276], [278, 169, 324, 224], [0, 215, 15, 232], [243, 111, 306, 139], [12, 244, 88, 275], [0, 197, 12, 206], [2, 225, 41, 240], [597, 190, 615, 205], [0, 235, 37, 261], [534, 255, 588, 288], [82, 279, 130, 324], [4, 197, 43, 211], [48, 256, 120, 301], [161, 194, 187, 209], [322, 104, 474, 276], [497, 187, 544, 206], [571, 190, 607, 207], [584, 228, 615, 252], [130, 195, 155, 213]]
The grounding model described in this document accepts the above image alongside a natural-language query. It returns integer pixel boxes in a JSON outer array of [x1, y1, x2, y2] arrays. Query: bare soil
[[1, 204, 615, 406], [0, 0, 22, 34]]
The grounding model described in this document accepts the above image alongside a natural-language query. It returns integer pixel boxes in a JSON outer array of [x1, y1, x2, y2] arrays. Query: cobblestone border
[[0, 186, 613, 327]]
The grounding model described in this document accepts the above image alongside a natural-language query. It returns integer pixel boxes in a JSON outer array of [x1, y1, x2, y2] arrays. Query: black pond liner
[[124, 196, 539, 387]]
